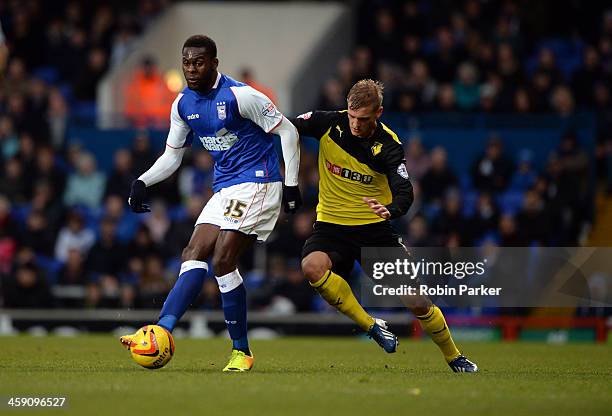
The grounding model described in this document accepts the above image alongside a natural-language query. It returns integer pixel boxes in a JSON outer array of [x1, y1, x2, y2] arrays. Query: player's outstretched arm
[[290, 110, 341, 139], [128, 93, 191, 213], [137, 146, 186, 187], [128, 146, 186, 213], [271, 117, 302, 213]]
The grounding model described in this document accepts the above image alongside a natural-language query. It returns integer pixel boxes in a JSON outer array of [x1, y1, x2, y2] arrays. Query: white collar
[[211, 72, 221, 89]]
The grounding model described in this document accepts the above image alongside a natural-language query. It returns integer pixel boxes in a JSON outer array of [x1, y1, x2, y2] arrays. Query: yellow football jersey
[[291, 111, 413, 225]]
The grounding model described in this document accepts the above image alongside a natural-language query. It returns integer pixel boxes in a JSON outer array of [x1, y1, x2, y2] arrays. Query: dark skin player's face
[[182, 47, 218, 93]]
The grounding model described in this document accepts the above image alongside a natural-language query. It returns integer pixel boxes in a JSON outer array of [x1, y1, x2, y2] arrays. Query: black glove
[[128, 179, 151, 213], [282, 185, 302, 214]]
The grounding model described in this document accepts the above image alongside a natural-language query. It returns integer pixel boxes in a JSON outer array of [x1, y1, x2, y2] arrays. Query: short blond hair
[[347, 79, 384, 110]]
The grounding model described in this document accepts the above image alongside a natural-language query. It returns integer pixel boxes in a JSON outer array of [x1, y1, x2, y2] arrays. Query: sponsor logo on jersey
[[261, 102, 279, 118], [336, 125, 344, 137], [325, 159, 373, 184], [371, 141, 383, 156], [397, 163, 410, 179], [297, 111, 312, 120], [187, 113, 200, 120], [199, 129, 238, 151], [217, 101, 227, 120]]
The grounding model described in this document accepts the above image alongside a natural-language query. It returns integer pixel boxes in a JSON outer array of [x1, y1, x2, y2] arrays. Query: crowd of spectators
[[0, 134, 319, 312], [319, 0, 611, 185], [400, 132, 590, 247], [0, 0, 171, 135], [0, 1, 607, 313], [0, 128, 594, 312]]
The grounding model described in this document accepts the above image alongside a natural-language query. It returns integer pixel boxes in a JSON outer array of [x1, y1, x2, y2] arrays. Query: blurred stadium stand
[[98, 2, 352, 126], [0, 0, 610, 339]]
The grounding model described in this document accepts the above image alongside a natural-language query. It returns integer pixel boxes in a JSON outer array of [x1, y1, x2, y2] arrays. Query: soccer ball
[[129, 325, 175, 369]]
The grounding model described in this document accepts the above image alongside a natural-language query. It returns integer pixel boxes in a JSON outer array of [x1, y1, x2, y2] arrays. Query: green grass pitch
[[0, 335, 610, 415]]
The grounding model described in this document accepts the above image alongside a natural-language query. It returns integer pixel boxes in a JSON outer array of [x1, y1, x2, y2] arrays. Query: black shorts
[[302, 220, 403, 277]]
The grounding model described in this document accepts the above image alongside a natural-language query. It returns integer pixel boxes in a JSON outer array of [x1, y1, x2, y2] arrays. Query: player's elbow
[[162, 147, 185, 172], [275, 118, 299, 141], [404, 185, 415, 211], [390, 186, 414, 219]]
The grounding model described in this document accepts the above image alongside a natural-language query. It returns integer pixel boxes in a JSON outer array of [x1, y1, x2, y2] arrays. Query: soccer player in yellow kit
[[290, 79, 477, 372]]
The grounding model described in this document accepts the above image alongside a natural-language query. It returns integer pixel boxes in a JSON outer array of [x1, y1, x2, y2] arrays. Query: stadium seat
[[459, 173, 474, 192], [35, 255, 64, 285], [243, 270, 266, 290], [461, 190, 479, 217], [167, 205, 187, 222], [10, 204, 32, 226], [475, 232, 501, 247], [72, 102, 97, 124], [496, 191, 524, 216], [165, 257, 182, 276], [423, 203, 442, 221], [32, 66, 60, 84], [70, 205, 102, 232]]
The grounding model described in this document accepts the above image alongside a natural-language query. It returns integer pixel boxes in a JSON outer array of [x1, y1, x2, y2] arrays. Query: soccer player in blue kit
[[120, 35, 302, 372]]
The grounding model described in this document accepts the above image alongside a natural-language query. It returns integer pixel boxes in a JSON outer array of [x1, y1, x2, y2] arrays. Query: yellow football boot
[[222, 349, 254, 372]]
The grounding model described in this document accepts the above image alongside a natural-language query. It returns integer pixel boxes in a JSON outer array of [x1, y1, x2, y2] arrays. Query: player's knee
[[403, 295, 432, 316], [301, 253, 331, 283], [211, 252, 237, 276], [411, 305, 431, 316], [181, 244, 202, 262]]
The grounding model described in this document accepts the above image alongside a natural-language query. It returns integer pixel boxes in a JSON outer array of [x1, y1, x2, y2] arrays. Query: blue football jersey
[[166, 73, 283, 192]]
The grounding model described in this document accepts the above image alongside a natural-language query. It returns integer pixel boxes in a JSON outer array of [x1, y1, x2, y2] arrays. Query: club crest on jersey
[[371, 142, 383, 156], [216, 101, 226, 120], [397, 163, 410, 179]]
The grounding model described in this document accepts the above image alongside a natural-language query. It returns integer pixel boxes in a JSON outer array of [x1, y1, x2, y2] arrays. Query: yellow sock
[[311, 270, 375, 331], [416, 305, 461, 362]]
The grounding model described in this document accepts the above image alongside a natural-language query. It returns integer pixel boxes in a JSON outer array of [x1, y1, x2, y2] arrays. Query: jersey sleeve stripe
[[268, 115, 284, 133]]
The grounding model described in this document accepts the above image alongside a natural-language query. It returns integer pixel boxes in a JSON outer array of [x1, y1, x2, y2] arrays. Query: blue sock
[[217, 270, 249, 353], [158, 260, 208, 332], [157, 315, 177, 332]]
